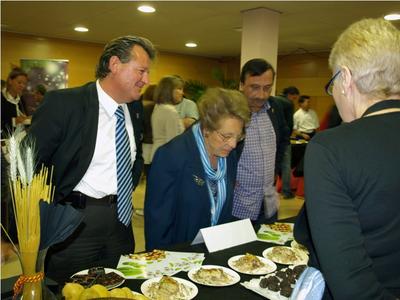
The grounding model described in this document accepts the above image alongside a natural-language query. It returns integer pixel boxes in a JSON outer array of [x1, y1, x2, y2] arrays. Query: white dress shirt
[[74, 80, 136, 198], [293, 108, 320, 133]]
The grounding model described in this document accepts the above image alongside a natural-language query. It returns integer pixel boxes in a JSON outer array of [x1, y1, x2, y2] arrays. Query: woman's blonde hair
[[329, 18, 400, 99], [198, 87, 250, 131], [153, 76, 184, 104]]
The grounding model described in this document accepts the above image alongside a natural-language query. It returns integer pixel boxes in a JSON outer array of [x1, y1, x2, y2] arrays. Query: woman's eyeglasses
[[325, 70, 341, 96], [216, 130, 245, 143]]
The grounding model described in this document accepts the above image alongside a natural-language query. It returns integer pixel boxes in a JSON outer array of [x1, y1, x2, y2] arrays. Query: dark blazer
[[144, 128, 237, 250], [26, 82, 144, 203], [1, 93, 26, 136], [274, 95, 294, 135], [236, 96, 290, 175]]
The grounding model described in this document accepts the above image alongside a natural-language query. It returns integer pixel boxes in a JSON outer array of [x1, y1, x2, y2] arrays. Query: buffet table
[[124, 238, 292, 299], [1, 218, 297, 299]]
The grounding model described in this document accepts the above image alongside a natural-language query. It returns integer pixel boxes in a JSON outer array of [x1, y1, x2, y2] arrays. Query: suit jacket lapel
[[77, 82, 99, 180]]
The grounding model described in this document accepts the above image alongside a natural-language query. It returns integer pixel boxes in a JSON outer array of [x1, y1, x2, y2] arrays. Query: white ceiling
[[1, 1, 399, 58]]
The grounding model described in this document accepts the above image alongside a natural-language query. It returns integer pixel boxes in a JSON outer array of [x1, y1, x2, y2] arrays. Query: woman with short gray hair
[[145, 87, 250, 250], [295, 18, 400, 299]]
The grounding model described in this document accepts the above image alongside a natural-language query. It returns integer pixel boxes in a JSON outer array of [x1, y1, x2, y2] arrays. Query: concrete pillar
[[240, 7, 280, 93]]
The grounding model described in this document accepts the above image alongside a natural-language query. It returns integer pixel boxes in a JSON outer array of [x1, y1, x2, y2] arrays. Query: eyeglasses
[[325, 70, 341, 96], [216, 130, 245, 143]]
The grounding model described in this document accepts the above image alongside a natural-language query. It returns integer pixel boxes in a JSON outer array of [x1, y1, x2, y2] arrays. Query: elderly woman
[[145, 87, 250, 250], [294, 18, 400, 299], [1, 68, 28, 135], [150, 76, 185, 160]]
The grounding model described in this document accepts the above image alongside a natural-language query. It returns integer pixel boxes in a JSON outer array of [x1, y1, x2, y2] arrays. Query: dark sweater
[[295, 100, 400, 299]]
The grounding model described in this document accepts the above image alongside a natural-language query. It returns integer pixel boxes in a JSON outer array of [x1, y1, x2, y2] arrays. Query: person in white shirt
[[151, 76, 185, 160], [293, 95, 319, 140]]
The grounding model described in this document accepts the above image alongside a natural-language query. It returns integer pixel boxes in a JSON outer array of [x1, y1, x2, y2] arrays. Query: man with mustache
[[233, 58, 289, 224]]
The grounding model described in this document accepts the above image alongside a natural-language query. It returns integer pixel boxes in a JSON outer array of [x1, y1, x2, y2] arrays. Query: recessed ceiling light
[[384, 13, 400, 21], [74, 26, 89, 32], [185, 42, 197, 48], [138, 5, 156, 13]]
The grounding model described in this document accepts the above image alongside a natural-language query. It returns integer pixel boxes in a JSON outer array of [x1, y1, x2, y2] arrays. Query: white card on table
[[191, 219, 257, 253]]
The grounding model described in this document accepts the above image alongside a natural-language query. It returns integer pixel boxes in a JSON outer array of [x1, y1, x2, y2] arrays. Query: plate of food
[[290, 240, 309, 255], [265, 222, 294, 234], [141, 275, 198, 300], [241, 264, 308, 300], [69, 267, 125, 290], [228, 253, 277, 275], [128, 249, 167, 261], [187, 265, 240, 287], [262, 246, 308, 265]]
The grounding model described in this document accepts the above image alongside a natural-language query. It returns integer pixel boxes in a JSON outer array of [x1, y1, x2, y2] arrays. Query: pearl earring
[[341, 90, 345, 95]]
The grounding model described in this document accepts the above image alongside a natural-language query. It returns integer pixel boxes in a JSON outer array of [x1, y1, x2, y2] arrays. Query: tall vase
[[17, 248, 55, 300]]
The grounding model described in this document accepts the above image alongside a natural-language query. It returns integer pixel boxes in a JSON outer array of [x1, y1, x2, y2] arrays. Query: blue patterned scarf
[[192, 123, 227, 226]]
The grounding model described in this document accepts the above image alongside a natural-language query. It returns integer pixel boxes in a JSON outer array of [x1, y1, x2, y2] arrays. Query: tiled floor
[[1, 177, 304, 279]]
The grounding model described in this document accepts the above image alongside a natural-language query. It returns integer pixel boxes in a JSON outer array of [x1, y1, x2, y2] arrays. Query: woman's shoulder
[[153, 104, 178, 117], [157, 103, 178, 112]]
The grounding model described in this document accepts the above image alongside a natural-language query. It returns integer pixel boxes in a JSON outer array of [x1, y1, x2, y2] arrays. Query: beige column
[[240, 7, 280, 92]]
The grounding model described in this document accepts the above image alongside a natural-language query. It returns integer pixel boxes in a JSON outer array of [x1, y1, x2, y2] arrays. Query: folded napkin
[[290, 266, 325, 300], [117, 251, 205, 279]]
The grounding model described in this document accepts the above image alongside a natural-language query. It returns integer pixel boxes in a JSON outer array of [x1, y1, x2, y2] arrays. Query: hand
[[182, 117, 196, 129], [1, 241, 16, 264]]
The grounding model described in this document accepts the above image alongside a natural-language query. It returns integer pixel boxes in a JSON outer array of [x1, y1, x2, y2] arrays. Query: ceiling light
[[74, 26, 89, 32], [138, 5, 156, 13], [185, 42, 197, 48], [384, 13, 400, 21]]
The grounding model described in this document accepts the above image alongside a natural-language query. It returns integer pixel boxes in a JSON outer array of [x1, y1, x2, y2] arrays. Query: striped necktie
[[115, 106, 133, 226]]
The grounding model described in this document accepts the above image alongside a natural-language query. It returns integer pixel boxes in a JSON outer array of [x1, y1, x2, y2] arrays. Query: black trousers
[[45, 201, 135, 285]]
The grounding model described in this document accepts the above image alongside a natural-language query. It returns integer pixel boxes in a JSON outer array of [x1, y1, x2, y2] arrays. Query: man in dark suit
[[26, 36, 156, 284]]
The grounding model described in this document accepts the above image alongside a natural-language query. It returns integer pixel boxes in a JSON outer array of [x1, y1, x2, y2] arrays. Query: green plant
[[212, 68, 239, 90], [183, 80, 207, 103]]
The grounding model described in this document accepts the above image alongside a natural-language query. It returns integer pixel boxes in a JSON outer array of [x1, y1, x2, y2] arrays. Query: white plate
[[141, 276, 198, 300], [290, 240, 309, 255], [262, 246, 308, 265], [264, 222, 294, 234], [71, 268, 125, 289], [187, 265, 240, 287], [227, 255, 277, 275]]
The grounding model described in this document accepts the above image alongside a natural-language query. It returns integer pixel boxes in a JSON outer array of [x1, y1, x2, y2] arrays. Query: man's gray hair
[[95, 36, 156, 79]]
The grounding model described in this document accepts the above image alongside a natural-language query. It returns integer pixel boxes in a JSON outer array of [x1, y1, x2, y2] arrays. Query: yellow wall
[[276, 52, 335, 121], [1, 32, 103, 87], [1, 32, 223, 88], [183, 53, 335, 121], [2, 32, 334, 119]]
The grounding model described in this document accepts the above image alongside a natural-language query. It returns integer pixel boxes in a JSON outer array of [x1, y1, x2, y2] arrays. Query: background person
[[294, 18, 400, 299], [293, 95, 319, 140], [145, 87, 250, 250], [275, 86, 300, 199], [173, 75, 199, 129], [1, 67, 28, 136], [141, 84, 156, 179], [23, 84, 47, 116], [232, 58, 290, 224], [26, 36, 156, 284], [150, 76, 185, 160]]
